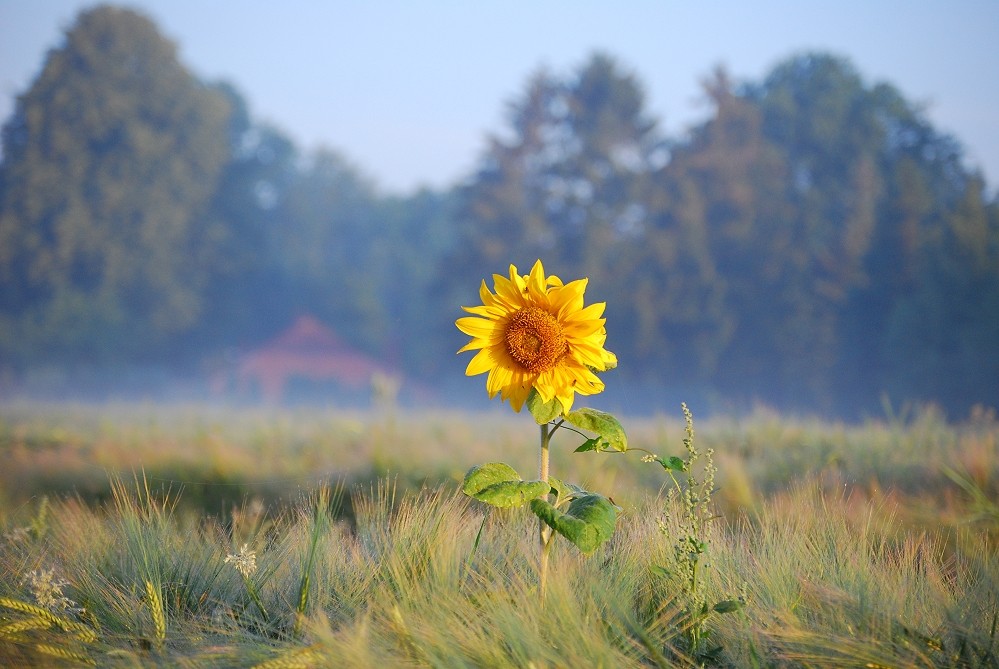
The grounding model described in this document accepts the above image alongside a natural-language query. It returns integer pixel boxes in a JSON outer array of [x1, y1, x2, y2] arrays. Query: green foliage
[[448, 52, 659, 288], [0, 403, 997, 667], [565, 407, 628, 452], [462, 385, 627, 597], [0, 6, 233, 364], [530, 493, 618, 554], [1, 10, 997, 416], [646, 404, 737, 662], [1, 457, 996, 667], [461, 462, 549, 508], [527, 389, 563, 425], [293, 484, 343, 638], [447, 51, 999, 416]]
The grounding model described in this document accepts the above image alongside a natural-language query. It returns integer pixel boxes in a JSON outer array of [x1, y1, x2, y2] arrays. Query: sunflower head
[[456, 260, 617, 415]]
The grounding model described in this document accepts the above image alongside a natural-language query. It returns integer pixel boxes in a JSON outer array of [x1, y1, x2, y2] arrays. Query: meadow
[[0, 401, 997, 667]]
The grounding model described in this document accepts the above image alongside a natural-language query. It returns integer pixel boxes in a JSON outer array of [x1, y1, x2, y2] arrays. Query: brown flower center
[[505, 306, 568, 372]]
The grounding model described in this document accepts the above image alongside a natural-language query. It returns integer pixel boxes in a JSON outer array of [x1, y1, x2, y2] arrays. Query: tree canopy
[[1, 6, 997, 417], [0, 6, 232, 362], [447, 52, 999, 416]]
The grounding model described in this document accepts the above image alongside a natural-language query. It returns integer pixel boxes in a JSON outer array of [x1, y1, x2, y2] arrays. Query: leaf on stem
[[462, 462, 550, 508], [662, 456, 686, 472], [573, 438, 604, 453], [547, 477, 586, 505], [527, 389, 563, 424], [530, 493, 618, 553], [565, 408, 627, 452], [712, 600, 743, 614]]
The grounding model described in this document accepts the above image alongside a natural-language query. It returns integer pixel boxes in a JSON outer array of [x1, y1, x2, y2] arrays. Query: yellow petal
[[551, 278, 586, 316], [455, 316, 499, 338], [494, 269, 526, 305], [564, 301, 605, 323], [527, 260, 548, 299], [465, 348, 499, 376], [456, 260, 615, 413], [479, 279, 495, 305]]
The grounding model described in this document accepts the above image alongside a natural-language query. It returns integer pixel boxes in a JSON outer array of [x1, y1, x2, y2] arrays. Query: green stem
[[666, 470, 685, 501], [691, 554, 700, 600], [243, 576, 269, 622], [539, 423, 552, 601]]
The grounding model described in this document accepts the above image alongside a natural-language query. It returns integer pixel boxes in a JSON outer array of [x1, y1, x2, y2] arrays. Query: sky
[[1, 1, 998, 194]]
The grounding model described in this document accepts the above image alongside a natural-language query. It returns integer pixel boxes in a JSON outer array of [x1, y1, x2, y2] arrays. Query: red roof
[[233, 315, 387, 402]]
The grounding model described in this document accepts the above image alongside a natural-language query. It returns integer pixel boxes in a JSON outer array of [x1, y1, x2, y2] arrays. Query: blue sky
[[2, 1, 998, 194]]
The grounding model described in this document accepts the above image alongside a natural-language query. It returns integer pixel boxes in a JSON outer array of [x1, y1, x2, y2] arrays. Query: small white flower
[[640, 454, 659, 463], [4, 527, 31, 544], [25, 568, 77, 612], [224, 544, 257, 578]]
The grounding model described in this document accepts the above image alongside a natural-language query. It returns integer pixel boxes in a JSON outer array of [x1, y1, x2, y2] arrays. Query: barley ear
[[35, 643, 97, 666], [144, 580, 166, 646]]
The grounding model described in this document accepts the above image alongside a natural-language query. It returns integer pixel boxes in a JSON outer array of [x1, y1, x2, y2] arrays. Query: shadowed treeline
[[1, 5, 997, 417]]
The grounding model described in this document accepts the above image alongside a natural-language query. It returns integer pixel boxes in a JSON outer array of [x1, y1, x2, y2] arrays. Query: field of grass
[[1, 401, 997, 667]]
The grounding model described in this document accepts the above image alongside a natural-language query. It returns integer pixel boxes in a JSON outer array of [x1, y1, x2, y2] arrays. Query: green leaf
[[547, 477, 586, 504], [462, 462, 520, 494], [573, 437, 604, 453], [527, 389, 563, 424], [712, 600, 743, 614], [663, 456, 686, 472], [462, 463, 550, 508], [530, 493, 618, 553], [564, 408, 627, 452], [547, 477, 570, 502], [649, 565, 671, 579]]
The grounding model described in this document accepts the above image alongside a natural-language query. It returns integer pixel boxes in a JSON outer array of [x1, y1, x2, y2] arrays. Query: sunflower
[[456, 260, 617, 414]]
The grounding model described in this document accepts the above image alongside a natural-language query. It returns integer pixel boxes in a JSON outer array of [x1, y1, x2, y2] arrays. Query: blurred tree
[[882, 177, 999, 412], [186, 88, 458, 380], [448, 53, 662, 363], [189, 83, 302, 354], [450, 67, 566, 278], [276, 148, 387, 352], [2, 21, 995, 416], [452, 54, 660, 270], [699, 57, 885, 408], [443, 50, 999, 415], [377, 188, 458, 377], [0, 5, 232, 365], [554, 52, 661, 281], [629, 68, 791, 391]]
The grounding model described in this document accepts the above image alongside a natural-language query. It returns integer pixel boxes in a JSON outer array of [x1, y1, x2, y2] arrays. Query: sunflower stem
[[539, 422, 553, 601]]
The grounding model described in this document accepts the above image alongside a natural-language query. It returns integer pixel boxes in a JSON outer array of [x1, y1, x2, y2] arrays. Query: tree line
[[1, 5, 997, 417]]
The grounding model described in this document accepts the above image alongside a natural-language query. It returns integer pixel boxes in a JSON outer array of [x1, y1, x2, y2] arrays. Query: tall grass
[[2, 402, 997, 524], [0, 402, 997, 665], [0, 473, 995, 665]]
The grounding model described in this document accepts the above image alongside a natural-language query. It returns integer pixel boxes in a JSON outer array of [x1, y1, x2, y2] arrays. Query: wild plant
[[292, 484, 340, 638], [642, 403, 742, 664], [0, 566, 98, 665], [225, 542, 268, 624]]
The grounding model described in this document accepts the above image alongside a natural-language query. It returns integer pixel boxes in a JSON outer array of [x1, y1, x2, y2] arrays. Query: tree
[[688, 59, 879, 407], [747, 54, 982, 412], [882, 177, 999, 413], [276, 148, 387, 350], [449, 67, 567, 280], [0, 5, 232, 365], [188, 86, 303, 354], [630, 68, 792, 391], [448, 53, 662, 346]]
